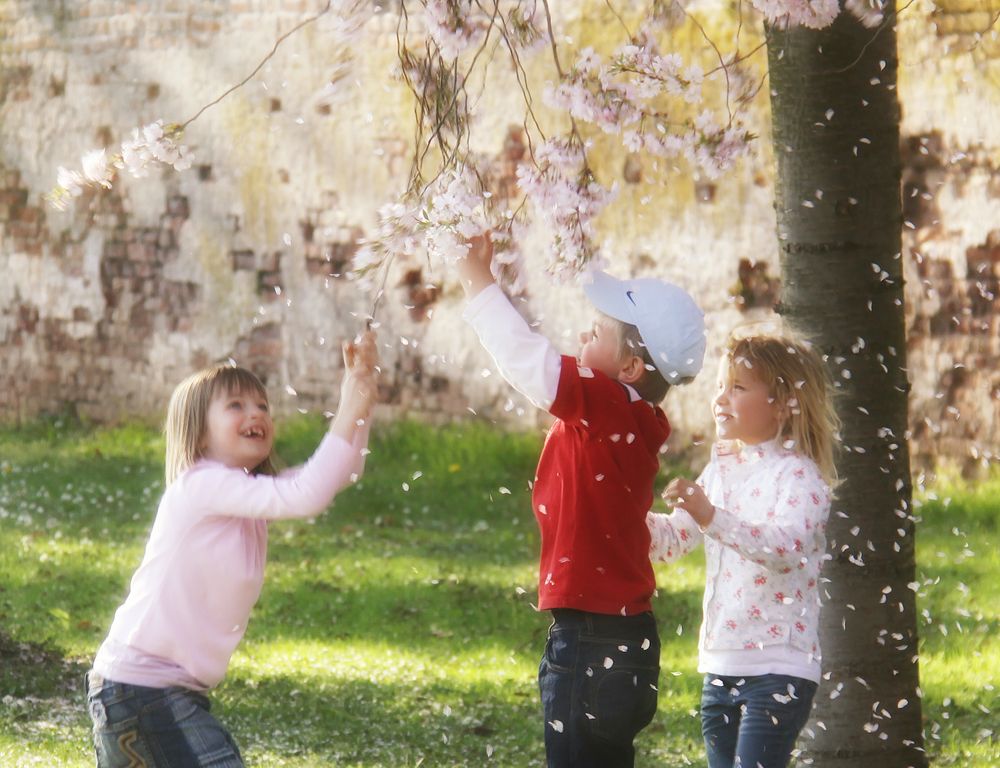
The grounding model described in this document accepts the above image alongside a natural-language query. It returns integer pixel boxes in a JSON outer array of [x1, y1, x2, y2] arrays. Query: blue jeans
[[701, 673, 817, 768], [538, 609, 660, 768], [86, 672, 245, 768]]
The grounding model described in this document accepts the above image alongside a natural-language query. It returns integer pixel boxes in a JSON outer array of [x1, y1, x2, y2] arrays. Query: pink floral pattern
[[648, 439, 830, 661]]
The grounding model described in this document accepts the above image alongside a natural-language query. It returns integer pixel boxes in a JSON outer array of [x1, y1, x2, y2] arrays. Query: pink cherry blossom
[[751, 0, 841, 29], [424, 0, 488, 62]]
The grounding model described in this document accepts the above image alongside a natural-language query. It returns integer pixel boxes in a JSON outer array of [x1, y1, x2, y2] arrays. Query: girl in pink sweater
[[86, 331, 377, 768]]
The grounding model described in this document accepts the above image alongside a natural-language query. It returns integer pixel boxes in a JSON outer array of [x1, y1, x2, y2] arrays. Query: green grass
[[0, 417, 997, 766]]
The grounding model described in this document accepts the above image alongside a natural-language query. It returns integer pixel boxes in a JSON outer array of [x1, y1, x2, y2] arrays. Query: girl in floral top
[[647, 331, 839, 768]]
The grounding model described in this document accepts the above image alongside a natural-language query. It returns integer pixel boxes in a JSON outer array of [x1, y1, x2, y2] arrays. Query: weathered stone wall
[[1, 0, 997, 474], [897, 0, 1000, 473]]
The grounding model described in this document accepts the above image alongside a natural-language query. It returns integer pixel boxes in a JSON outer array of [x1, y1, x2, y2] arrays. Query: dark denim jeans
[[86, 672, 244, 768], [538, 609, 661, 768], [701, 673, 817, 768]]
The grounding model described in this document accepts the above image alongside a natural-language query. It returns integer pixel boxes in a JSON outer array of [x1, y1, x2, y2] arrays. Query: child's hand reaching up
[[331, 330, 379, 442], [343, 329, 378, 376], [456, 232, 496, 299], [663, 477, 715, 529]]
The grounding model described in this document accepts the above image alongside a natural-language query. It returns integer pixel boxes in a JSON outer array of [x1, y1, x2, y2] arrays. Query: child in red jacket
[[456, 235, 706, 768]]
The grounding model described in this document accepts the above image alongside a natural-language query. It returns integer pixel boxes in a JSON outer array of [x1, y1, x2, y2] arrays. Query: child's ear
[[618, 354, 646, 384]]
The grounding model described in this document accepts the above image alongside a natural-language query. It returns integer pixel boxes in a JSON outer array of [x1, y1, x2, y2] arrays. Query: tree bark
[[766, 7, 927, 767]]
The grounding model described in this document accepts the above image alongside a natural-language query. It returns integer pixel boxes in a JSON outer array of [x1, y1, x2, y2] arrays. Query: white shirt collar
[[737, 437, 787, 463]]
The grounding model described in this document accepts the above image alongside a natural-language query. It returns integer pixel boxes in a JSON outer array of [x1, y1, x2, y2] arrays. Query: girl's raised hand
[[332, 330, 379, 441], [344, 330, 378, 374], [663, 477, 715, 528]]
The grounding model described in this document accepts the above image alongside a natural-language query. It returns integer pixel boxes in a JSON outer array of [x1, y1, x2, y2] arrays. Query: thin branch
[[181, 1, 334, 129], [540, 0, 565, 78], [603, 0, 633, 39], [487, 0, 547, 140], [965, 4, 1000, 52], [703, 39, 767, 78], [735, 0, 747, 57], [828, 0, 920, 75], [368, 251, 396, 323], [411, 8, 500, 198], [671, 0, 735, 125], [539, 0, 590, 171]]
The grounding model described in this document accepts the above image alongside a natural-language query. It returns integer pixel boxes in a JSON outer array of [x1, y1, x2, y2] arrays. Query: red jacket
[[532, 356, 671, 615]]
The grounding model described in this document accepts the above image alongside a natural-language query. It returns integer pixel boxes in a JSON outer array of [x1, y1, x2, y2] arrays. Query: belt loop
[[584, 613, 594, 634]]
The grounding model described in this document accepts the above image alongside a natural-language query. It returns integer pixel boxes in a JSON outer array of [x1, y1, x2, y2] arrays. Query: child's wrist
[[463, 272, 495, 298]]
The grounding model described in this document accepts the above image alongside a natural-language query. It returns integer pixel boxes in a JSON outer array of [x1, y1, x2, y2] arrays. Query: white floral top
[[647, 438, 831, 682]]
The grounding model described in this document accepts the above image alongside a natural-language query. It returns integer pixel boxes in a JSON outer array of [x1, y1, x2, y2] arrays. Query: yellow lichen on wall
[[222, 97, 279, 247]]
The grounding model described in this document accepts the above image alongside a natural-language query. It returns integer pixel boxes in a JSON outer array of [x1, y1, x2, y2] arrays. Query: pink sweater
[[93, 429, 367, 690]]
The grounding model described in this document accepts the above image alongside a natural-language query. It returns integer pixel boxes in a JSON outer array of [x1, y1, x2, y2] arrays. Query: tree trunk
[[766, 7, 927, 768]]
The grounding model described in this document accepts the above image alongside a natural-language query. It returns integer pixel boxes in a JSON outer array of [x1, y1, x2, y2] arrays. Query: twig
[[672, 0, 735, 125], [540, 0, 565, 78], [604, 0, 633, 39], [181, 1, 334, 129], [368, 252, 395, 325], [487, 0, 547, 140], [828, 0, 920, 76]]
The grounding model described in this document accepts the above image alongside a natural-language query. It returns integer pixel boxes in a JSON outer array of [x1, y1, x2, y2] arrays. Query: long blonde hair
[[724, 332, 841, 485], [164, 364, 276, 485]]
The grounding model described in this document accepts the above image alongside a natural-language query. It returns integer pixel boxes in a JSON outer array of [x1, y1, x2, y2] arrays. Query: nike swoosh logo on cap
[[626, 290, 637, 305]]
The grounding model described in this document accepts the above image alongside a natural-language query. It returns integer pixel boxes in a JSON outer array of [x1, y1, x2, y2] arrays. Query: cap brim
[[582, 271, 637, 324]]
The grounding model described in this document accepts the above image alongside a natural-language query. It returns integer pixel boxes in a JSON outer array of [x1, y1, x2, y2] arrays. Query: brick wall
[[1, 0, 997, 474]]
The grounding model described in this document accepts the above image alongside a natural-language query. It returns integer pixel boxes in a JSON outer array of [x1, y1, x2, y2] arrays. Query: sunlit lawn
[[0, 417, 996, 766]]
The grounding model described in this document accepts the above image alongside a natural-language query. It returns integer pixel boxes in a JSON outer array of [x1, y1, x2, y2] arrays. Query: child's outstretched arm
[[458, 233, 561, 410], [648, 464, 713, 562], [330, 329, 378, 444], [183, 329, 379, 522], [646, 508, 703, 563]]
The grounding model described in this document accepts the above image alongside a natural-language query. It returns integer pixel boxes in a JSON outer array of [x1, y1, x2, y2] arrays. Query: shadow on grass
[[0, 628, 88, 700], [215, 658, 704, 767], [227, 570, 705, 657]]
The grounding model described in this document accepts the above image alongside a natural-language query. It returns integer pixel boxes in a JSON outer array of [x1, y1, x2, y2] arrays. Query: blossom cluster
[[638, 110, 753, 181], [424, 0, 548, 62], [503, 1, 549, 56], [352, 168, 529, 293], [489, 221, 529, 295], [352, 202, 423, 278], [420, 168, 492, 265], [545, 48, 640, 134], [49, 120, 191, 210], [547, 43, 751, 181], [515, 138, 614, 283], [752, 0, 885, 29], [424, 0, 489, 62]]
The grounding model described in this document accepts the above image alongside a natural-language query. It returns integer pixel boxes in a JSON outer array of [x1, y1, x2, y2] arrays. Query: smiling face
[[712, 356, 784, 445], [201, 386, 274, 471]]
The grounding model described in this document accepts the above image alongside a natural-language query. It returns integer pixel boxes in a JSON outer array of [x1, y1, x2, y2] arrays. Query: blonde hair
[[724, 332, 841, 485], [164, 364, 276, 485], [603, 314, 672, 404]]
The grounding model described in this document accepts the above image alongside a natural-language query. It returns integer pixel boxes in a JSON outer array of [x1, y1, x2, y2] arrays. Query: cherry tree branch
[[181, 1, 335, 129]]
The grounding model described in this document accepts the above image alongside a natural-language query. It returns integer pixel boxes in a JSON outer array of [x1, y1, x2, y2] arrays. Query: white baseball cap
[[583, 270, 706, 384]]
